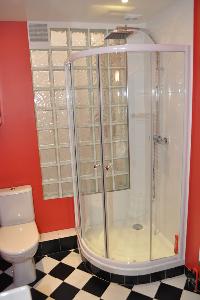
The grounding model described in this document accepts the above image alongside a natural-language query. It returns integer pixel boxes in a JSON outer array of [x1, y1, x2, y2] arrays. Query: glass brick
[[36, 111, 54, 129], [110, 69, 126, 86], [77, 127, 93, 143], [54, 90, 66, 108], [56, 109, 68, 127], [115, 174, 129, 190], [59, 147, 71, 162], [79, 145, 94, 160], [111, 88, 127, 105], [112, 107, 128, 123], [90, 31, 105, 47], [50, 30, 68, 46], [53, 70, 65, 87], [76, 108, 92, 126], [31, 50, 49, 67], [80, 179, 96, 194], [80, 162, 94, 177], [74, 70, 89, 87], [57, 128, 69, 145], [33, 71, 50, 87], [42, 166, 58, 181], [74, 89, 91, 106], [43, 183, 59, 199], [71, 52, 88, 67], [34, 91, 51, 109], [113, 158, 129, 173], [71, 30, 87, 47], [62, 182, 73, 196], [113, 141, 128, 157], [40, 148, 57, 165], [109, 52, 126, 67], [38, 130, 55, 147], [52, 50, 68, 67], [112, 124, 128, 140], [60, 164, 72, 179]]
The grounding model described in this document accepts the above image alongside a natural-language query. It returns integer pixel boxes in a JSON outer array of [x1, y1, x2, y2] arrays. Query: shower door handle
[[104, 163, 112, 171], [94, 163, 101, 169]]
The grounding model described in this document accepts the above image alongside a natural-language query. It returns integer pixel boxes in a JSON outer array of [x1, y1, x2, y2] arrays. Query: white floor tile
[[162, 275, 187, 289], [101, 282, 130, 300], [62, 252, 82, 268], [74, 290, 100, 300], [132, 281, 160, 298], [36, 256, 59, 274], [4, 266, 14, 277], [64, 269, 92, 289], [181, 290, 200, 300], [33, 274, 62, 296]]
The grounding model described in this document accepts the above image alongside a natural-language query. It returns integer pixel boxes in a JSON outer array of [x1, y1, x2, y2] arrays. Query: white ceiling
[[0, 0, 176, 23]]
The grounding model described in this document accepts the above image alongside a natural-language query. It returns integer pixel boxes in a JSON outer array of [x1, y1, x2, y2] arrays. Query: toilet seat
[[0, 221, 39, 256]]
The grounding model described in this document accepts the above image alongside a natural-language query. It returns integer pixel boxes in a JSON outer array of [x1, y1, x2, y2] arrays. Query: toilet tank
[[0, 185, 35, 226]]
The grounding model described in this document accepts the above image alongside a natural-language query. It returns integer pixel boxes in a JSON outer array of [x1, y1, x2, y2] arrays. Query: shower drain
[[132, 224, 143, 230]]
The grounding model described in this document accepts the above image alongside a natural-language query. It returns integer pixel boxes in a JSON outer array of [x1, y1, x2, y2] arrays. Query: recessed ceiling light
[[121, 0, 128, 3]]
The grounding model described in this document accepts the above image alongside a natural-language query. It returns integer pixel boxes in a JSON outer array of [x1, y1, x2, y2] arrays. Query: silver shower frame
[[65, 43, 191, 276]]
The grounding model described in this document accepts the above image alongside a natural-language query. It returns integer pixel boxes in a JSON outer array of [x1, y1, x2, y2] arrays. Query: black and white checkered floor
[[0, 250, 200, 300]]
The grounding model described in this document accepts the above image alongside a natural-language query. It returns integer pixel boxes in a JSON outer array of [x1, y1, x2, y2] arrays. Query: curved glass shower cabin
[[65, 44, 190, 275]]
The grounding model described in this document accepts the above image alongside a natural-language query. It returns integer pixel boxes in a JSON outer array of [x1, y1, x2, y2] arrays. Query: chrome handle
[[104, 163, 112, 171], [94, 163, 101, 169]]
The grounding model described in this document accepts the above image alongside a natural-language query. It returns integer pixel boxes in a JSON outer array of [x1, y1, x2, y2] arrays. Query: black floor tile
[[124, 275, 138, 287], [49, 262, 75, 280], [127, 291, 152, 299], [0, 273, 13, 292], [165, 266, 184, 279], [138, 274, 151, 284], [82, 276, 110, 297], [90, 264, 110, 281], [155, 282, 183, 300], [151, 271, 165, 282], [49, 250, 70, 261], [60, 236, 78, 251], [77, 262, 92, 274], [110, 273, 124, 284], [30, 288, 47, 300], [184, 279, 200, 294], [29, 269, 46, 287], [0, 259, 12, 271], [41, 239, 60, 255], [73, 248, 79, 254], [51, 282, 79, 300], [34, 256, 45, 264]]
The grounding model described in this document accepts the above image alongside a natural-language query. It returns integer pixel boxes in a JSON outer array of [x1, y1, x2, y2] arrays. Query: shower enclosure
[[65, 44, 191, 276]]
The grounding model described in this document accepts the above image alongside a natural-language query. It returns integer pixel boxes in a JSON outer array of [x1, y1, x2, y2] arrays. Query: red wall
[[0, 22, 75, 233], [185, 0, 200, 269]]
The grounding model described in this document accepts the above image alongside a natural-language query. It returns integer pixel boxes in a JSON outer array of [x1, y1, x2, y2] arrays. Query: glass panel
[[151, 52, 185, 260], [31, 50, 49, 68], [90, 30, 105, 47], [42, 166, 58, 181], [38, 130, 55, 147], [68, 56, 106, 257], [36, 111, 54, 129], [56, 109, 68, 127], [50, 29, 68, 46], [40, 148, 57, 165], [57, 128, 69, 145], [59, 147, 71, 162], [100, 52, 151, 263], [54, 90, 66, 108], [62, 182, 73, 196], [52, 50, 68, 67], [60, 164, 72, 179]]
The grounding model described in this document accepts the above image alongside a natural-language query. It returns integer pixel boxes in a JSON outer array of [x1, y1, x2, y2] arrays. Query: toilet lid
[[0, 222, 39, 255]]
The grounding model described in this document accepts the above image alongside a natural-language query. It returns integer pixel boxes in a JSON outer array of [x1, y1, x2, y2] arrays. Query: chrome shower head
[[105, 26, 135, 40]]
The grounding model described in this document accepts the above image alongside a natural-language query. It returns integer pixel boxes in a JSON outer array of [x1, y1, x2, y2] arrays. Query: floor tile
[[64, 268, 92, 289], [62, 251, 82, 268], [184, 279, 200, 294], [155, 282, 183, 300], [31, 288, 47, 300], [181, 290, 200, 300], [0, 259, 12, 271], [133, 281, 160, 298], [0, 273, 13, 292], [127, 290, 153, 299], [4, 266, 13, 277], [101, 282, 130, 300], [49, 262, 75, 280], [162, 275, 187, 290], [36, 256, 59, 274], [77, 262, 92, 274], [50, 282, 79, 300], [48, 250, 70, 261], [83, 276, 110, 297], [33, 274, 62, 296], [74, 290, 101, 300], [29, 269, 46, 287]]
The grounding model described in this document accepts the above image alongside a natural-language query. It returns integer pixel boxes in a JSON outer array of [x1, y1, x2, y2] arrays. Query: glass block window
[[30, 27, 126, 199]]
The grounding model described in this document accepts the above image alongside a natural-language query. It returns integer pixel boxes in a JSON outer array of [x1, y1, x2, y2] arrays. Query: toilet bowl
[[0, 186, 39, 286]]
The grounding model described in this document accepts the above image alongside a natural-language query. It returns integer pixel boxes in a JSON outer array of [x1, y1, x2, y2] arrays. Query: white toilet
[[0, 185, 39, 287]]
